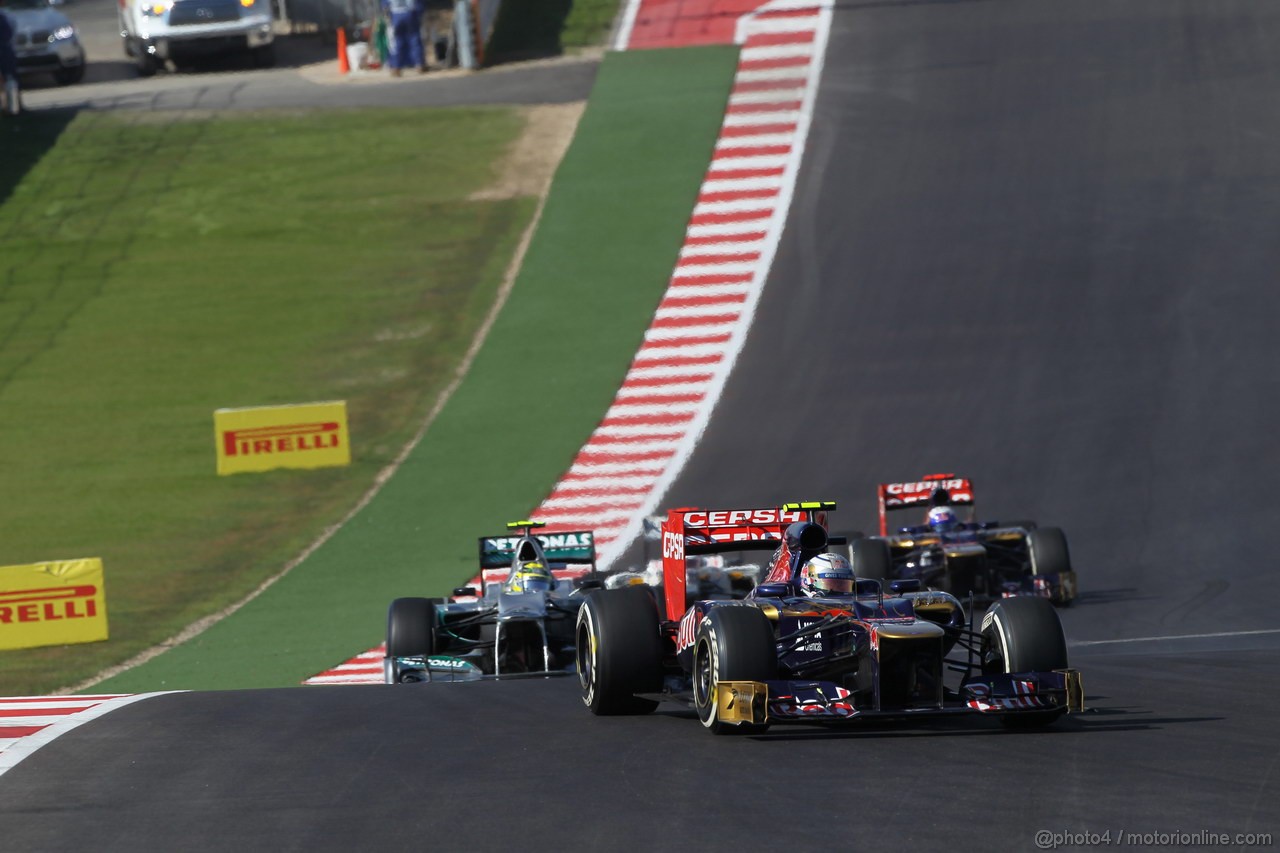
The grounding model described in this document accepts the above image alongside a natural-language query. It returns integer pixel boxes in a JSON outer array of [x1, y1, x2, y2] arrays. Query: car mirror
[[451, 586, 477, 597]]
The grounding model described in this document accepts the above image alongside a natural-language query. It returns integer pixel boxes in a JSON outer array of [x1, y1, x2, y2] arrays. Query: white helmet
[[799, 553, 855, 597], [927, 506, 960, 532]]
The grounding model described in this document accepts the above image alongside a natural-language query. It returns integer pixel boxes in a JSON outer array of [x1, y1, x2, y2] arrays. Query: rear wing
[[477, 522, 597, 571], [877, 474, 974, 535], [660, 502, 833, 621]]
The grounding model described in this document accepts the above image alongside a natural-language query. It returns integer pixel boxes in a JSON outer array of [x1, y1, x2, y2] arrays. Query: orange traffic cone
[[337, 27, 350, 74]]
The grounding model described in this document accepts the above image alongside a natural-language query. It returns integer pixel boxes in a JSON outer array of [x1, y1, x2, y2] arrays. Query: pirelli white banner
[[0, 559, 109, 651], [214, 401, 351, 475]]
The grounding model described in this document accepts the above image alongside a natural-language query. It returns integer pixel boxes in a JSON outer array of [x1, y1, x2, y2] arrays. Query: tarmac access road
[[3, 0, 1279, 850], [18, 0, 599, 111]]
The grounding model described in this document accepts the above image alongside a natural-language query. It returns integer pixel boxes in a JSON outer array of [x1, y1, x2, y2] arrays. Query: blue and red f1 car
[[576, 502, 1083, 734], [855, 474, 1078, 605]]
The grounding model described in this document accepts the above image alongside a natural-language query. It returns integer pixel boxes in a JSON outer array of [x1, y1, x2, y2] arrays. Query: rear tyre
[[576, 587, 663, 715], [692, 606, 777, 735], [980, 596, 1069, 728], [849, 537, 892, 584]]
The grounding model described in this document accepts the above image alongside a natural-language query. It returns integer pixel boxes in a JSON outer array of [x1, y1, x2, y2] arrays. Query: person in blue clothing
[[382, 0, 425, 76]]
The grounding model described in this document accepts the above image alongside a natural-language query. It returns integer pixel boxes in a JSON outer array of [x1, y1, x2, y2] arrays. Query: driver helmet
[[799, 553, 855, 598], [927, 506, 960, 532], [507, 561, 553, 594]]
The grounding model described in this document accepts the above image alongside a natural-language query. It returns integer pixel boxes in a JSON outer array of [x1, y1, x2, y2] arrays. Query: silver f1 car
[[383, 521, 601, 683]]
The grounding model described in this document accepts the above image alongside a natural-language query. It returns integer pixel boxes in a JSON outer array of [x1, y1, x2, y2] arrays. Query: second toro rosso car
[[384, 521, 600, 683], [576, 502, 1083, 734], [849, 474, 1078, 605]]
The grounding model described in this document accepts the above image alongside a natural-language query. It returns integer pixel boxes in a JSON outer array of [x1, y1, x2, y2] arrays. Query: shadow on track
[[753, 707, 1225, 741]]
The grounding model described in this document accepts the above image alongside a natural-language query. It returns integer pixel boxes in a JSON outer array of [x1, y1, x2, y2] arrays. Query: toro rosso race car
[[576, 502, 1083, 734], [850, 474, 1078, 606], [384, 521, 600, 683]]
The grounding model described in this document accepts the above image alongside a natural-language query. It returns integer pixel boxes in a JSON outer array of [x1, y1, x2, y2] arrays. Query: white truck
[[118, 0, 275, 75]]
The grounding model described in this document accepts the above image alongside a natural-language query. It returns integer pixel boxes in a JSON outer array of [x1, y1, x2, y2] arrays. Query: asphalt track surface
[[5, 1, 1280, 850]]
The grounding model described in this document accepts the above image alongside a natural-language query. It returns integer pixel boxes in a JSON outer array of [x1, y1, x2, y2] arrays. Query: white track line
[[580, 0, 832, 566], [612, 0, 644, 50], [0, 692, 179, 777], [1071, 628, 1280, 647]]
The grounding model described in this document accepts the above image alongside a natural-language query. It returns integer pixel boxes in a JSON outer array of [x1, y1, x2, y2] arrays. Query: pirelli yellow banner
[[215, 401, 351, 475], [0, 559, 109, 651]]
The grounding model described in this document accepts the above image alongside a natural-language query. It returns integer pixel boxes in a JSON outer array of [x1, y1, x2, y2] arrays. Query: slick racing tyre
[[1028, 527, 1073, 605], [692, 606, 777, 735], [849, 537, 892, 585], [386, 597, 441, 658], [577, 587, 663, 715], [980, 596, 1069, 728], [1028, 527, 1071, 576]]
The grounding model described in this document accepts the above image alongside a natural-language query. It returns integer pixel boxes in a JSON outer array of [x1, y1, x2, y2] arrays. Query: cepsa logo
[[223, 422, 341, 457], [662, 530, 684, 561], [681, 509, 806, 528], [0, 585, 98, 625], [885, 480, 966, 495]]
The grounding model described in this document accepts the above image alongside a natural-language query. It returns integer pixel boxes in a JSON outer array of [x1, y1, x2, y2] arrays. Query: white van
[[118, 0, 275, 75]]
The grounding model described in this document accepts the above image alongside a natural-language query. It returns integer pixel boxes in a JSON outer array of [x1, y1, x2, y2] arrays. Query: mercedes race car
[[849, 474, 1078, 606], [384, 521, 601, 683], [577, 502, 1083, 734]]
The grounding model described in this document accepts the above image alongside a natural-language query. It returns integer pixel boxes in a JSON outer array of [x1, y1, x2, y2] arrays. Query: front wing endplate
[[715, 681, 768, 725]]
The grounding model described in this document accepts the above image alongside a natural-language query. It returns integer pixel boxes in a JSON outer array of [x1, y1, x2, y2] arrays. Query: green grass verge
[[0, 106, 532, 695], [486, 0, 622, 63], [94, 45, 741, 692], [563, 0, 623, 48]]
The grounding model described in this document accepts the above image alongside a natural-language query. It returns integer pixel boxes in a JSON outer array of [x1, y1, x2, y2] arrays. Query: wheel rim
[[982, 611, 1011, 674], [694, 638, 715, 722], [576, 610, 596, 704]]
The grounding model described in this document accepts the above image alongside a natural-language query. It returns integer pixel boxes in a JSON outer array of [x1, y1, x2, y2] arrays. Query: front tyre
[[1028, 526, 1074, 605], [54, 60, 86, 86], [981, 596, 1069, 728], [386, 597, 439, 658], [1027, 527, 1071, 576], [135, 48, 159, 77], [577, 587, 663, 715], [692, 606, 777, 735]]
